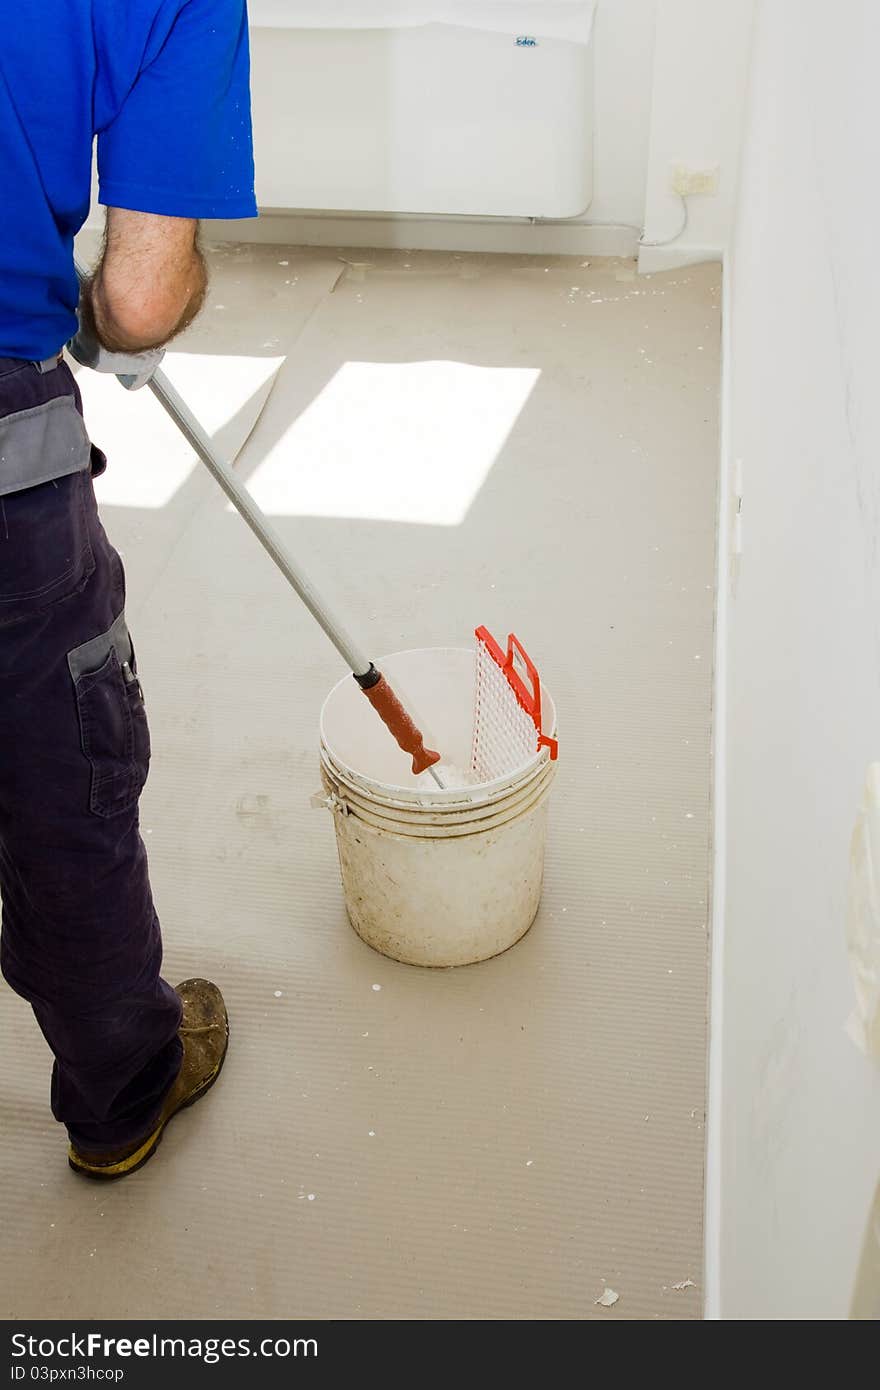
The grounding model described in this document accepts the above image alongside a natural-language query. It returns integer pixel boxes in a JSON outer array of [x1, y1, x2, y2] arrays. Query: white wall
[[639, 0, 754, 270], [227, 1, 754, 262], [715, 0, 880, 1319], [206, 0, 658, 256], [587, 0, 658, 227]]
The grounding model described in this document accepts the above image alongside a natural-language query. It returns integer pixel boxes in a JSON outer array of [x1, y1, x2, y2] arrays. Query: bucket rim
[[320, 740, 552, 813], [325, 765, 555, 841], [321, 755, 556, 830]]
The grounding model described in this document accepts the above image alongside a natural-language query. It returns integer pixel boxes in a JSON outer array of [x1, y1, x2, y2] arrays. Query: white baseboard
[[637, 242, 724, 275], [201, 208, 640, 258], [82, 203, 728, 270]]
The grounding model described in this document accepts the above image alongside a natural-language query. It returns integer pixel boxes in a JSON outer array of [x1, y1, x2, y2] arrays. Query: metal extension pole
[[149, 368, 443, 786], [147, 366, 373, 680]]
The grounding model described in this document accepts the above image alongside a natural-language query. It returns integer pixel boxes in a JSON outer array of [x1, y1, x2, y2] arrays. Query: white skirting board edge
[[638, 243, 724, 275], [81, 204, 731, 267], [202, 214, 723, 269], [201, 210, 640, 259], [82, 199, 725, 267]]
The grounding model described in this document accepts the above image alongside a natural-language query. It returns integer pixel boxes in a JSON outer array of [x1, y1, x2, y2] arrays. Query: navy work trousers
[[0, 357, 182, 1154]]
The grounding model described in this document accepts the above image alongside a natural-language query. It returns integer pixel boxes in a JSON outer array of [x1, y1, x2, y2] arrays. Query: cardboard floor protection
[[0, 247, 720, 1320]]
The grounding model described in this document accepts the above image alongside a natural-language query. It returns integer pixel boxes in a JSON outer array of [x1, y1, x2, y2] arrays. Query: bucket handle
[[311, 787, 349, 816]]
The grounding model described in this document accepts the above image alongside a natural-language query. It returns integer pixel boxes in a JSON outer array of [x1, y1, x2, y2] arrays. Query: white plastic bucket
[[320, 648, 558, 967]]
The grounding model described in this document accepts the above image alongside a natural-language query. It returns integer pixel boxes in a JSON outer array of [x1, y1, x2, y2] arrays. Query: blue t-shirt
[[0, 1, 257, 361]]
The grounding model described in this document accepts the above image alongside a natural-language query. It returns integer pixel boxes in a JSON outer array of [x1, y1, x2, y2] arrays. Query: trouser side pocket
[[68, 612, 150, 818]]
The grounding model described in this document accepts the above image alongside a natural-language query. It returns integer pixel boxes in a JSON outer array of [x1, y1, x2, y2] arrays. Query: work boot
[[68, 978, 229, 1180]]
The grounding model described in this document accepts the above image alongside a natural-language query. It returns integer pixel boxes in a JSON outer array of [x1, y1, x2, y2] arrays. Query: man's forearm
[[82, 213, 208, 353]]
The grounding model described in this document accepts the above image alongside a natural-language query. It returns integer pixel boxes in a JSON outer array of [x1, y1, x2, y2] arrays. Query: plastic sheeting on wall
[[248, 1, 597, 45]]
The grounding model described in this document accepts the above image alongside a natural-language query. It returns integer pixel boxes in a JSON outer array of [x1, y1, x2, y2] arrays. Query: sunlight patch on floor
[[81, 352, 284, 509], [244, 359, 540, 525]]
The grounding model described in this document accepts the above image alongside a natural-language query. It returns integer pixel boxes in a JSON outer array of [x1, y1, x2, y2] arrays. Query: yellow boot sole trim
[[69, 1124, 163, 1179], [68, 1056, 223, 1180]]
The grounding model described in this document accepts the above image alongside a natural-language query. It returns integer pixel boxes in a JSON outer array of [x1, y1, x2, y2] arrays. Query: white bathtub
[[247, 2, 595, 218]]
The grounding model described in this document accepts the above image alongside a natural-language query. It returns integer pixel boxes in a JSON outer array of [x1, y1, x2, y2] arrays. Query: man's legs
[[0, 357, 183, 1155]]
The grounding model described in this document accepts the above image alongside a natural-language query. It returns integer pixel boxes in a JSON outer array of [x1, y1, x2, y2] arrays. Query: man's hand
[[67, 317, 165, 390]]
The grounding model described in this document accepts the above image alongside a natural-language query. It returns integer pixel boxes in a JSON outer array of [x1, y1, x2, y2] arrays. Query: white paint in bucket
[[320, 648, 558, 966]]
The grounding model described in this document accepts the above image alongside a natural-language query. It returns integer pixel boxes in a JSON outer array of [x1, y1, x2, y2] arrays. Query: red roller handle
[[360, 675, 441, 776]]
